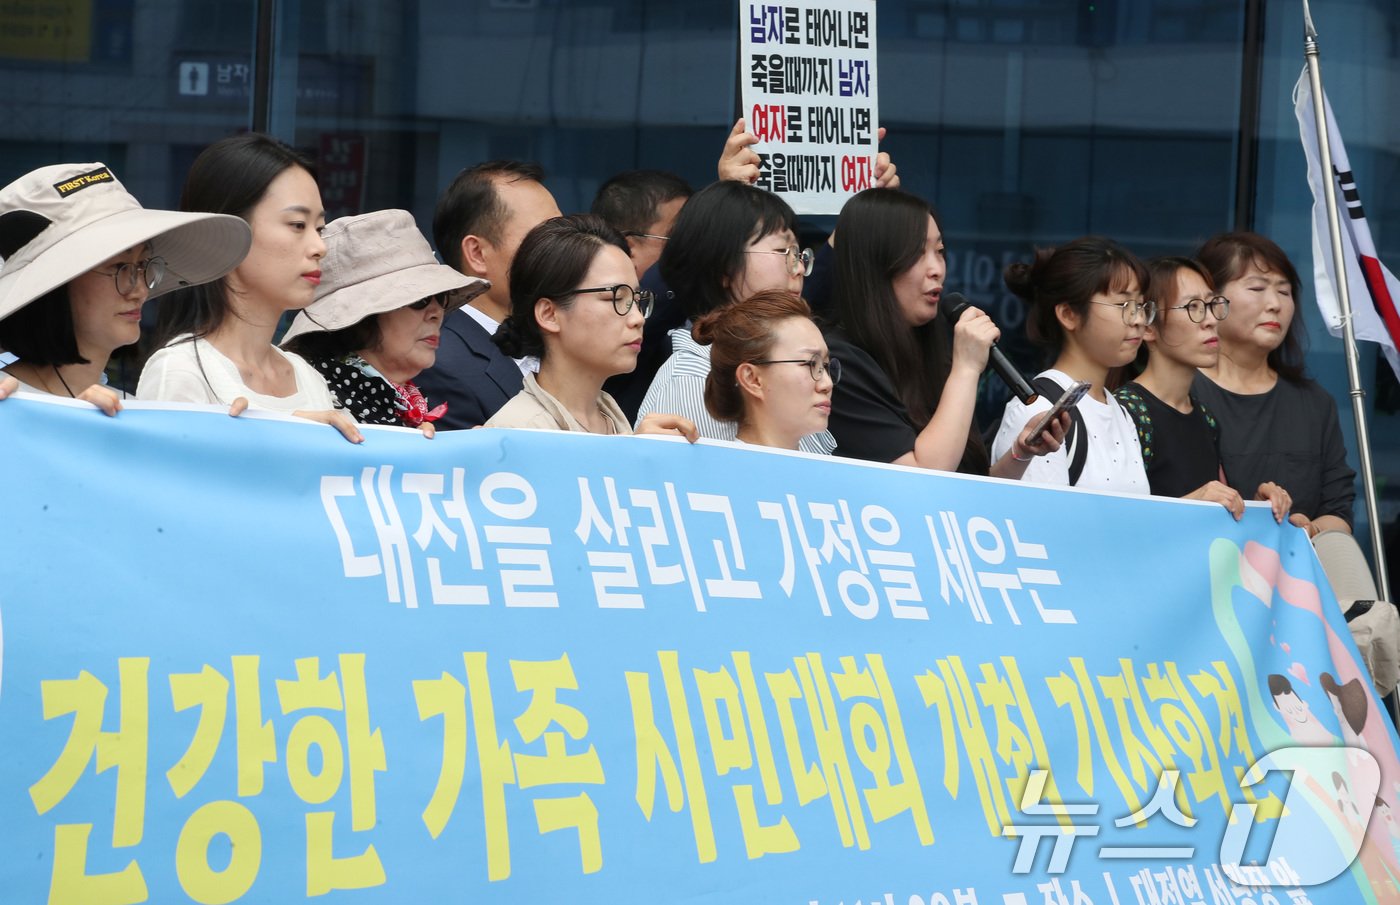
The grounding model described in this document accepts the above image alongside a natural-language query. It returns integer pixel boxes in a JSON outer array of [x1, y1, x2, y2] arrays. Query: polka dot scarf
[[308, 354, 447, 428]]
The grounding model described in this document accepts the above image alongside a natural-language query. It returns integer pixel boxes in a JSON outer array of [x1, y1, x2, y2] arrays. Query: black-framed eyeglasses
[[555, 283, 655, 318], [1168, 295, 1230, 323], [751, 355, 842, 384], [743, 245, 815, 277], [407, 294, 450, 311], [90, 256, 167, 295], [1090, 298, 1158, 326]]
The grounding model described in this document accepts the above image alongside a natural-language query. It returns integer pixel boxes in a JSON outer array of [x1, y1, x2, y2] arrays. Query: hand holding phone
[[1025, 380, 1090, 446]]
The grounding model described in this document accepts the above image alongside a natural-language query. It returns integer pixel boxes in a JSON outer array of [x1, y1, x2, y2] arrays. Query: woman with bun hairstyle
[[692, 289, 833, 450], [1192, 232, 1354, 538], [992, 236, 1151, 490], [486, 213, 696, 439], [826, 188, 1066, 476], [0, 162, 249, 413], [1113, 256, 1291, 520], [140, 133, 361, 442]]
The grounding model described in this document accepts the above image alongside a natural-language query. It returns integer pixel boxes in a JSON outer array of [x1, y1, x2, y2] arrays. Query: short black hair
[[0, 283, 87, 366], [433, 160, 546, 273], [590, 169, 693, 237], [1196, 231, 1309, 384], [659, 180, 797, 320]]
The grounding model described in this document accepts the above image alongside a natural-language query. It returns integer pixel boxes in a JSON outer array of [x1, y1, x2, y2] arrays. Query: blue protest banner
[[2, 395, 1398, 903]]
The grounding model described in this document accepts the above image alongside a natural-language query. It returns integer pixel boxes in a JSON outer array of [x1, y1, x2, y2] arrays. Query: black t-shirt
[[1192, 373, 1356, 525], [1114, 382, 1220, 499], [824, 326, 989, 475]]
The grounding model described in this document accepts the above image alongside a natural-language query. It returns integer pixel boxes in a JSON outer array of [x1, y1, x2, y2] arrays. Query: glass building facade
[[3, 0, 1397, 573]]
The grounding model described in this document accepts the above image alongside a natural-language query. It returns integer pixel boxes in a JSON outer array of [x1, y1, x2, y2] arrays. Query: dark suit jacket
[[415, 309, 524, 430]]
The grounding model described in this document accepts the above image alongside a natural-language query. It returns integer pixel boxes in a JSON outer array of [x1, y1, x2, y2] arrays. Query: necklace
[[52, 365, 77, 398]]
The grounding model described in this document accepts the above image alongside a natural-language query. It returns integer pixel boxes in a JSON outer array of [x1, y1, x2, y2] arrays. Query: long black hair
[[832, 188, 988, 473], [153, 133, 316, 348], [832, 189, 949, 426]]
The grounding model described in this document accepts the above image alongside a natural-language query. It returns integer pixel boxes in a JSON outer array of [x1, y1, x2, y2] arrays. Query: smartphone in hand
[[1026, 380, 1090, 443]]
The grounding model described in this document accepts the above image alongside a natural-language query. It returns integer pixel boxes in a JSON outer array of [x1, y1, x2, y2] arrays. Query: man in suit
[[416, 160, 562, 428]]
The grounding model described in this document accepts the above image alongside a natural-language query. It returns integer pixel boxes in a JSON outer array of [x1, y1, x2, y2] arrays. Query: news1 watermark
[[1002, 746, 1383, 886]]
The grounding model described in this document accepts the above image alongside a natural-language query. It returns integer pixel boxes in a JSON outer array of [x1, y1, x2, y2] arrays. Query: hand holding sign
[[718, 118, 763, 184], [722, 119, 898, 190], [873, 126, 899, 189]]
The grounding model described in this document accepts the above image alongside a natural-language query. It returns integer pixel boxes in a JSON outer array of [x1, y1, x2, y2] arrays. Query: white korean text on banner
[[2, 396, 1400, 903], [739, 0, 877, 214]]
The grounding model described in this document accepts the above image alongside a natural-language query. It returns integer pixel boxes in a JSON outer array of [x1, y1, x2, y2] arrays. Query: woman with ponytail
[[1113, 256, 1291, 520], [485, 214, 696, 439], [139, 133, 361, 442], [992, 236, 1152, 490]]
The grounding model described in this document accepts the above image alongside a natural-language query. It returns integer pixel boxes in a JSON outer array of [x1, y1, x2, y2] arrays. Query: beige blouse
[[484, 372, 633, 435]]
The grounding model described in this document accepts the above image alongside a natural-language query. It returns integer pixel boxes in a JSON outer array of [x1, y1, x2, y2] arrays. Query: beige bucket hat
[[0, 162, 251, 321], [280, 209, 488, 346]]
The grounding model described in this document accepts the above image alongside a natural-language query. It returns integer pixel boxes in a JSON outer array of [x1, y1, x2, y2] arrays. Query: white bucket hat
[[0, 162, 252, 322], [280, 209, 488, 346]]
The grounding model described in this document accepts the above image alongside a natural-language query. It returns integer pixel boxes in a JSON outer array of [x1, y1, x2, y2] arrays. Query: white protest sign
[[739, 0, 878, 214]]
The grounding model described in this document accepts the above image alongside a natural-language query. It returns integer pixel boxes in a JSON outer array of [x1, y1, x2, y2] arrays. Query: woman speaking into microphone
[[824, 188, 1065, 476]]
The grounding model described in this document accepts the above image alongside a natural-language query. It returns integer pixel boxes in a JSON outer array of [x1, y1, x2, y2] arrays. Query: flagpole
[[1302, 0, 1391, 601]]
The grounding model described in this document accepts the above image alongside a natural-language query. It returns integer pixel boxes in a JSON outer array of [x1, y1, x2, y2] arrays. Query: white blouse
[[138, 334, 339, 414]]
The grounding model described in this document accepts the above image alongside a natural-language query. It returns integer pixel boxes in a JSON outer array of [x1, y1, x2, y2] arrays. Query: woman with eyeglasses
[[636, 180, 829, 451], [280, 210, 488, 429], [487, 214, 697, 439], [827, 188, 1066, 476], [992, 236, 1152, 490], [0, 162, 249, 414], [692, 289, 834, 450], [140, 133, 362, 442], [1192, 232, 1354, 538], [1113, 256, 1291, 520]]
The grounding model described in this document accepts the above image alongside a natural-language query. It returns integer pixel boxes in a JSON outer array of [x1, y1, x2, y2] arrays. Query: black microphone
[[942, 293, 1039, 404]]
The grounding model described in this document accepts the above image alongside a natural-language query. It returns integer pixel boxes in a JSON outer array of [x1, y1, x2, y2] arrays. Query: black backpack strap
[[1032, 376, 1088, 486]]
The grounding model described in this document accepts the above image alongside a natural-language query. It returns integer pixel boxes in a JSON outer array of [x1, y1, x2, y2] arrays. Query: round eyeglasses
[[90, 256, 167, 295], [751, 355, 842, 385], [1167, 295, 1230, 323], [743, 245, 815, 277], [1089, 298, 1158, 326], [555, 283, 655, 318]]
